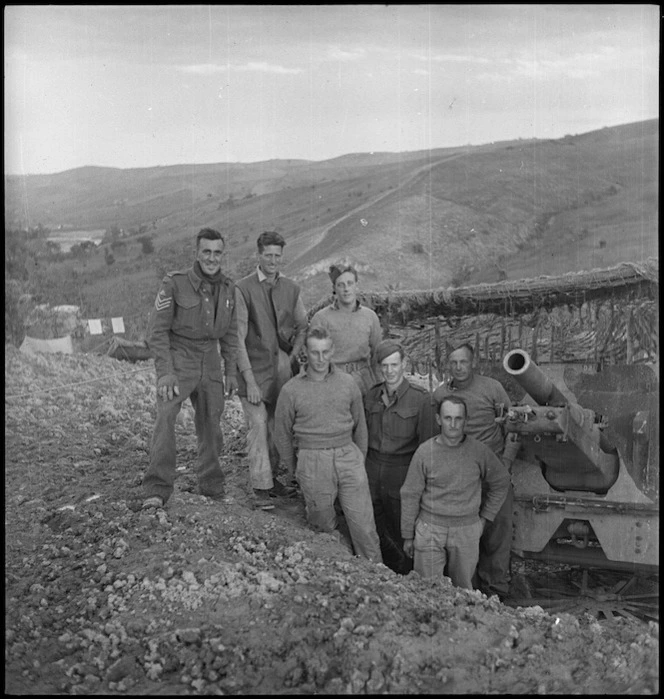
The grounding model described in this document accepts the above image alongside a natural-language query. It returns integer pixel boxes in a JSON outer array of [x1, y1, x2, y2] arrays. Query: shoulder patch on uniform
[[154, 289, 172, 311]]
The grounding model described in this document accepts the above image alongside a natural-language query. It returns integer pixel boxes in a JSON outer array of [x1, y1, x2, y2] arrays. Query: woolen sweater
[[400, 434, 510, 539], [274, 366, 368, 471], [309, 300, 382, 366]]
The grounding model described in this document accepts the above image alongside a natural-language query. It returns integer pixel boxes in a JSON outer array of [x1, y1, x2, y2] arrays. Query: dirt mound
[[4, 346, 659, 695]]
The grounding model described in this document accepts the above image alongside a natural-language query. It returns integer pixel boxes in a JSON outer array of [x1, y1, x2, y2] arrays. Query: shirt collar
[[188, 265, 230, 291], [257, 266, 280, 283], [381, 377, 408, 403], [188, 266, 203, 291]]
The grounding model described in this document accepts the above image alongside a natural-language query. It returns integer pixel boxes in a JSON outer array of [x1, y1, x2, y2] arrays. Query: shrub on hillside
[[5, 279, 30, 346], [138, 235, 155, 255], [110, 239, 127, 252], [5, 229, 32, 280]]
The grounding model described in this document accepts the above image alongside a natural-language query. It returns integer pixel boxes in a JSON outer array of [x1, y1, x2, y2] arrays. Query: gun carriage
[[326, 260, 659, 617], [500, 347, 658, 574]]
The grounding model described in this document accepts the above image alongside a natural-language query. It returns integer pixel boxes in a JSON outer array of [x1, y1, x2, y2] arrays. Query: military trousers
[[365, 451, 413, 574], [414, 518, 483, 589], [475, 483, 514, 599], [240, 398, 280, 490], [240, 349, 292, 490], [143, 372, 226, 503], [296, 443, 382, 563]]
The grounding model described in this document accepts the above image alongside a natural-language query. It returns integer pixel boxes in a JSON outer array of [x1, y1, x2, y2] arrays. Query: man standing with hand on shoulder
[[235, 231, 308, 507], [142, 228, 238, 509]]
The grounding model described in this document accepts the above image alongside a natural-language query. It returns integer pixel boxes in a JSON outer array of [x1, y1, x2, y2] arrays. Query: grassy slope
[[7, 119, 658, 334], [302, 120, 658, 296]]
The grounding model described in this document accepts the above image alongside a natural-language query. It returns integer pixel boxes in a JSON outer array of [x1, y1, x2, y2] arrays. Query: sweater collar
[[450, 373, 476, 391], [331, 297, 361, 312], [303, 363, 337, 381]]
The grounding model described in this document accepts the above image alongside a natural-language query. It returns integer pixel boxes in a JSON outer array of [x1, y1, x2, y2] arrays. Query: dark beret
[[375, 340, 403, 364]]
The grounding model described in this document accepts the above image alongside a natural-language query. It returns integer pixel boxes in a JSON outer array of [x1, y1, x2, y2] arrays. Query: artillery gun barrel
[[503, 349, 569, 406], [503, 348, 616, 455]]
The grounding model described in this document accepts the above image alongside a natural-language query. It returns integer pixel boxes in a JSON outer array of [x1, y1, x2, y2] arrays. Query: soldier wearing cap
[[142, 228, 238, 509], [363, 340, 436, 574], [433, 342, 519, 600], [309, 263, 382, 396]]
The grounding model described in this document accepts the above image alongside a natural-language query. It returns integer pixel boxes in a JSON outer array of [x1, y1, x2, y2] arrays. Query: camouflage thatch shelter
[[309, 259, 659, 381]]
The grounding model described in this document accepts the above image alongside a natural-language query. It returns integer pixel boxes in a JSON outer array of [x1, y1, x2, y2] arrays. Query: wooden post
[[531, 314, 539, 364], [500, 319, 506, 359], [434, 317, 442, 379], [592, 302, 598, 366], [550, 323, 555, 363], [626, 307, 633, 364]]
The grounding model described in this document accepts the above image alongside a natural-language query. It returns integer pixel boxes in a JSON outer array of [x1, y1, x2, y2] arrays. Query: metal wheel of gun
[[400, 394, 511, 589], [431, 343, 520, 599], [235, 232, 308, 509], [363, 340, 436, 575], [274, 326, 382, 562], [142, 229, 239, 509], [308, 264, 382, 397]]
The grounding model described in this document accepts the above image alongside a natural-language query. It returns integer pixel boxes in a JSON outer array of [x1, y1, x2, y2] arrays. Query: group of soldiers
[[142, 228, 518, 599]]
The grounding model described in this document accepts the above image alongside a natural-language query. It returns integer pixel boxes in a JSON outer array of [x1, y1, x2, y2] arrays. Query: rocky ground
[[4, 345, 659, 695]]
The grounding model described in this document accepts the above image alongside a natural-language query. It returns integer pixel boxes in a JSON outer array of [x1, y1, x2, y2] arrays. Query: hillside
[[4, 119, 658, 329]]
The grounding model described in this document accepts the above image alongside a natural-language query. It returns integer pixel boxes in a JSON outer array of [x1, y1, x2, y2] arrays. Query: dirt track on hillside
[[4, 347, 659, 695]]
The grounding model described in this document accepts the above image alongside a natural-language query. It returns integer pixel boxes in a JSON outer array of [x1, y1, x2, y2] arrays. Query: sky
[[4, 4, 660, 175]]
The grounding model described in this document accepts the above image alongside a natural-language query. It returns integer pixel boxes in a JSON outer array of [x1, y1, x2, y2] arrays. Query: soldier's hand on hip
[[157, 374, 180, 402]]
